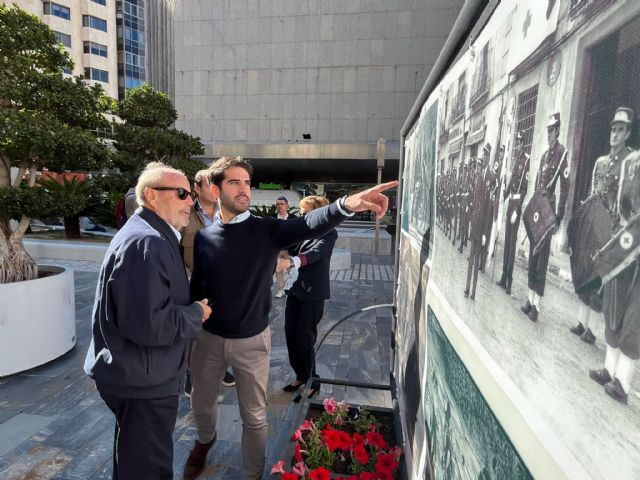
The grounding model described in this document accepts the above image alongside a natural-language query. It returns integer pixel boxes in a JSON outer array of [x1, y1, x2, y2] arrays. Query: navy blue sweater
[[190, 202, 347, 338]]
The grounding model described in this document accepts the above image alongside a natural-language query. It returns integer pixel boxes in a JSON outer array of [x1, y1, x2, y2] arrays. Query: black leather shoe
[[521, 301, 532, 315], [605, 378, 628, 405], [496, 277, 506, 288], [580, 328, 596, 345], [590, 368, 612, 386], [283, 381, 303, 392], [463, 289, 469, 298], [570, 322, 585, 336], [528, 306, 538, 322]]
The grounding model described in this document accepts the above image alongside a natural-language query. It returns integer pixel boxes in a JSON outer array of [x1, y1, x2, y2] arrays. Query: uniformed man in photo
[[480, 146, 502, 272], [496, 132, 530, 295], [589, 108, 639, 405], [521, 113, 570, 322], [570, 107, 634, 345], [458, 160, 471, 254], [464, 143, 492, 300]]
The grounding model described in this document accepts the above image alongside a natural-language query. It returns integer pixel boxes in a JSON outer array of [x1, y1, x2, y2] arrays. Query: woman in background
[[278, 195, 338, 399]]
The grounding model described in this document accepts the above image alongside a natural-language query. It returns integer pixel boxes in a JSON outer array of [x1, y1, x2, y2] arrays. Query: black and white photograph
[[428, 0, 640, 478]]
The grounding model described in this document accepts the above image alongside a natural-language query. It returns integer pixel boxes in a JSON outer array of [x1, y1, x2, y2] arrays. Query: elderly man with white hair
[[84, 162, 212, 479]]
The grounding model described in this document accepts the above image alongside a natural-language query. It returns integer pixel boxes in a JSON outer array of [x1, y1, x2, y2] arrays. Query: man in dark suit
[[272, 196, 297, 298], [277, 195, 338, 400], [464, 143, 492, 300], [496, 132, 530, 294], [521, 113, 570, 322]]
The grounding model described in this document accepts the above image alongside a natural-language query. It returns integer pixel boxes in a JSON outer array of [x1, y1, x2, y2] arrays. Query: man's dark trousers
[[99, 392, 178, 479], [284, 295, 324, 385], [501, 198, 521, 288]]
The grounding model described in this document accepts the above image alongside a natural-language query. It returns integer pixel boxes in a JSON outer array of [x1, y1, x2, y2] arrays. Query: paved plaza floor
[[0, 254, 394, 479]]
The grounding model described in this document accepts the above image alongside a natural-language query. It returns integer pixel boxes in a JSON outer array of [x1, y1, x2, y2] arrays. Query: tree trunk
[[64, 216, 81, 239], [0, 215, 38, 284]]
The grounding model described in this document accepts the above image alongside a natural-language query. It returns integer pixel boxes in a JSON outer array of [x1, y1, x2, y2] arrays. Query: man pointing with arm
[[185, 156, 396, 479]]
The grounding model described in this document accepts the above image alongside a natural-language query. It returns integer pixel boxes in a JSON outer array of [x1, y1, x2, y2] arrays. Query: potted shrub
[[0, 5, 110, 375]]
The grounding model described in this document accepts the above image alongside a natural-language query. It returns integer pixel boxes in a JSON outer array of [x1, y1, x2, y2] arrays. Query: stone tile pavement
[[0, 254, 395, 479]]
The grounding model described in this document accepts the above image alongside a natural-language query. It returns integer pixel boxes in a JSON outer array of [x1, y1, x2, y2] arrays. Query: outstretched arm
[[343, 180, 399, 219]]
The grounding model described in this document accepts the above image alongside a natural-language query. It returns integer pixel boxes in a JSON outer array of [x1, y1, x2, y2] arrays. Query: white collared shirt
[[217, 209, 251, 224]]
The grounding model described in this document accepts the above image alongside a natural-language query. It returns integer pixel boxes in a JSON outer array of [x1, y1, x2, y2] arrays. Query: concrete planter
[[0, 265, 75, 376]]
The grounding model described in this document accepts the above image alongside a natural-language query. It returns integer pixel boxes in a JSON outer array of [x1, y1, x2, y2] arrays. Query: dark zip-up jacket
[[85, 208, 202, 398]]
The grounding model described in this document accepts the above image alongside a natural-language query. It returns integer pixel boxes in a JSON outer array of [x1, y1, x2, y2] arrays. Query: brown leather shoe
[[183, 434, 216, 480]]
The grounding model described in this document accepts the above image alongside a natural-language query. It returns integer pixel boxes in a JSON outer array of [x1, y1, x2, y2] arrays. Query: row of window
[[53, 31, 108, 59], [44, 3, 108, 33], [83, 15, 107, 32], [84, 41, 108, 57], [85, 67, 109, 83], [43, 2, 70, 20], [53, 30, 71, 48]]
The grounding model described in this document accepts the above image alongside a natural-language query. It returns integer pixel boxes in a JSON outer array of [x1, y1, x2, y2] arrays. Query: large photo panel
[[429, 0, 640, 478]]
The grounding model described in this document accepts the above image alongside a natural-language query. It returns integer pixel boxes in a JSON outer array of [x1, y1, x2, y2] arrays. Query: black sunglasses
[[151, 186, 191, 200]]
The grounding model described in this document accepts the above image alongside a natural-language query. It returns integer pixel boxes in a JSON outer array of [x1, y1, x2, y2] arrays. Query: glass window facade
[[84, 67, 109, 83], [91, 0, 107, 5], [43, 2, 71, 20], [116, 0, 146, 100], [82, 15, 107, 32], [83, 41, 108, 57], [53, 31, 72, 48]]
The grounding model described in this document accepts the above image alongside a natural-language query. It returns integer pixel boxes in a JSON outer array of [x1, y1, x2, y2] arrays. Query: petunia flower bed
[[270, 398, 403, 480]]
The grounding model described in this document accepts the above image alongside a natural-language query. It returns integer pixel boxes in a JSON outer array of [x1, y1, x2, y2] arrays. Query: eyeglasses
[[151, 186, 191, 200]]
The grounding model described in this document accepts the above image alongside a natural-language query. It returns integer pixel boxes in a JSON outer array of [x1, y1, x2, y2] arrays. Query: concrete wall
[[173, 0, 463, 153], [146, 0, 176, 101]]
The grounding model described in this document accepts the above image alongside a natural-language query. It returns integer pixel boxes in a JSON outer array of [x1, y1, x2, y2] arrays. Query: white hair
[[135, 162, 186, 207]]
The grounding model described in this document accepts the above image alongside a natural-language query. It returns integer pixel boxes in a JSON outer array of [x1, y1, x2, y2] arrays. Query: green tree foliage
[[39, 177, 96, 238], [112, 84, 205, 181], [0, 5, 110, 282]]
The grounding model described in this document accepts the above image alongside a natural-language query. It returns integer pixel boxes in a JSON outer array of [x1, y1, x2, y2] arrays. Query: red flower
[[375, 453, 398, 475], [352, 433, 365, 446], [337, 431, 352, 450], [294, 444, 303, 463], [366, 431, 387, 449], [322, 428, 342, 452], [359, 473, 377, 480], [352, 444, 369, 465], [310, 467, 331, 480], [282, 473, 299, 480], [291, 429, 303, 442]]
